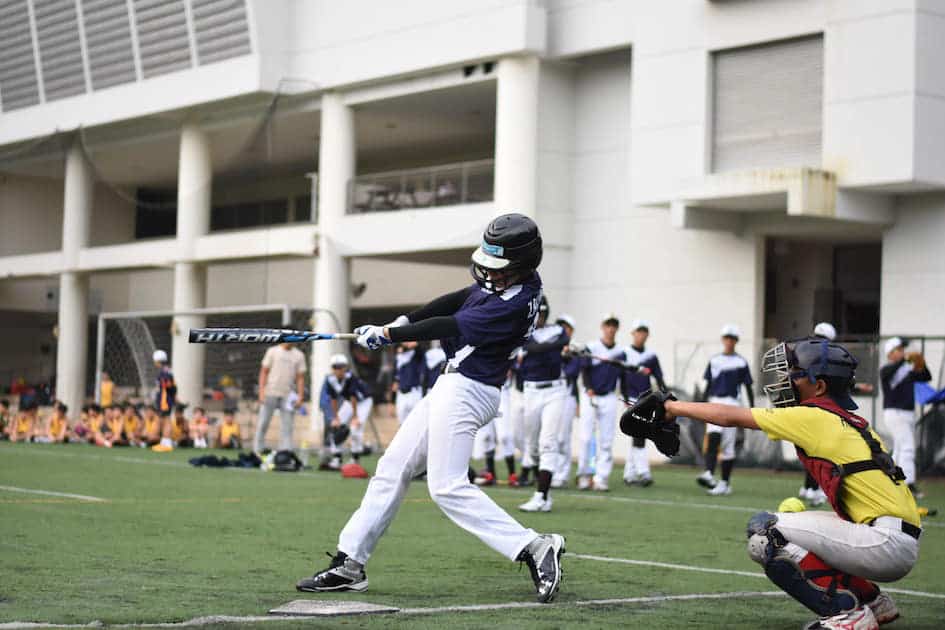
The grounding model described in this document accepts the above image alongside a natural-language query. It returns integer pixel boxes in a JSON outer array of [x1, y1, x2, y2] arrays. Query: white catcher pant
[[396, 387, 422, 426], [760, 511, 919, 583], [578, 391, 618, 485], [522, 383, 567, 472], [705, 396, 739, 462], [337, 373, 538, 564], [336, 398, 373, 455], [473, 384, 515, 460], [884, 408, 917, 485], [554, 394, 578, 484]]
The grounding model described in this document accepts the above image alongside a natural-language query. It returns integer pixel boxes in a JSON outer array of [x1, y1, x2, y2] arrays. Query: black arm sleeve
[[745, 383, 755, 407], [523, 338, 568, 353], [405, 287, 473, 323], [388, 317, 460, 342]]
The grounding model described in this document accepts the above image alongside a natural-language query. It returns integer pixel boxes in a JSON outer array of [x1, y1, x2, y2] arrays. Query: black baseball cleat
[[517, 534, 565, 603], [296, 551, 368, 592]]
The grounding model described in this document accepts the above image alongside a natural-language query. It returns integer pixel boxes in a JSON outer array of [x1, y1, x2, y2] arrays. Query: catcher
[[621, 337, 920, 630]]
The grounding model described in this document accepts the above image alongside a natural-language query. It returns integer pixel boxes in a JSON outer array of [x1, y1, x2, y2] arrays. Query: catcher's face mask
[[762, 342, 800, 407]]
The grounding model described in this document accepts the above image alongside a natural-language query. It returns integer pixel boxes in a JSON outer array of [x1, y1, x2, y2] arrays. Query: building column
[[172, 122, 212, 408], [312, 93, 354, 399], [494, 55, 540, 217], [56, 140, 93, 415]]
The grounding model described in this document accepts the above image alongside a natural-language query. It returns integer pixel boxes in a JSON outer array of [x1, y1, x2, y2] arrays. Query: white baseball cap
[[813, 322, 837, 341], [601, 313, 620, 326], [555, 313, 576, 330], [630, 319, 650, 332], [330, 354, 349, 367], [152, 349, 168, 363], [884, 337, 904, 357], [720, 324, 741, 339]]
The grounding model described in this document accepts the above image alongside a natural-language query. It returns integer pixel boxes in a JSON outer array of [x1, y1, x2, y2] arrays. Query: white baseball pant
[[337, 372, 538, 564], [508, 386, 528, 466], [522, 382, 567, 472], [705, 396, 739, 461], [754, 511, 918, 583], [884, 408, 917, 485], [554, 394, 578, 484], [577, 391, 618, 486], [395, 387, 422, 426]]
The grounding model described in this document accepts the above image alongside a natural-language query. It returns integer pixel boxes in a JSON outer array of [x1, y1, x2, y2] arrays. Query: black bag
[[273, 450, 303, 472]]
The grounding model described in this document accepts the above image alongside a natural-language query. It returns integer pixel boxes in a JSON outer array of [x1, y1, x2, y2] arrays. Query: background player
[[553, 314, 578, 488], [620, 319, 664, 486], [575, 314, 624, 491], [880, 337, 931, 499], [152, 349, 177, 451], [634, 338, 920, 630], [296, 214, 564, 603], [517, 297, 570, 512], [697, 324, 754, 496], [392, 341, 425, 425]]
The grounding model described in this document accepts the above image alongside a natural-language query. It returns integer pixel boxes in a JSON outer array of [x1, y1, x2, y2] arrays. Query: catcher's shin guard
[[746, 511, 875, 617]]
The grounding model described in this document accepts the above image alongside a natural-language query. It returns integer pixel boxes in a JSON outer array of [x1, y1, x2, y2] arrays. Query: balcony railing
[[347, 159, 494, 214]]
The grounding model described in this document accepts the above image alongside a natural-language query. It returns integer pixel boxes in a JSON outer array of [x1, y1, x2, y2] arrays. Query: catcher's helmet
[[762, 337, 858, 409], [471, 213, 542, 290]]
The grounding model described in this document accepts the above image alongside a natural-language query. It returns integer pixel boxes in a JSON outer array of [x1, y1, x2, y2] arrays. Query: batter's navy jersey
[[581, 340, 625, 394], [704, 353, 753, 400], [880, 360, 932, 410], [519, 324, 570, 382], [621, 345, 663, 399], [442, 273, 542, 388], [395, 348, 425, 391], [424, 346, 447, 392]]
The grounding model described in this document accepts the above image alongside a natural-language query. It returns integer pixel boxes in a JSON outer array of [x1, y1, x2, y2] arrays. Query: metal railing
[[347, 159, 494, 213]]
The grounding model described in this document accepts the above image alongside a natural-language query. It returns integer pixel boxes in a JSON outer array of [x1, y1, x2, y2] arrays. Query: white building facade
[[1, 0, 942, 419]]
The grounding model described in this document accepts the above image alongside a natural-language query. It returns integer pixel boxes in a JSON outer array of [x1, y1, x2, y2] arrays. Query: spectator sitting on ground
[[190, 406, 210, 449], [106, 405, 128, 446], [215, 408, 242, 449], [121, 402, 143, 447], [36, 401, 69, 443], [69, 405, 92, 443], [141, 405, 162, 446], [86, 404, 111, 446], [9, 399, 37, 442], [0, 398, 11, 440], [171, 403, 193, 447]]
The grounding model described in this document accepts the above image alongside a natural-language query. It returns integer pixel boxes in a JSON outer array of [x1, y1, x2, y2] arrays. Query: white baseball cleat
[[697, 470, 717, 489], [809, 488, 828, 506], [517, 533, 566, 603], [799, 486, 813, 500], [803, 605, 878, 630], [519, 492, 552, 512], [577, 475, 592, 490], [592, 479, 609, 492], [707, 480, 731, 496], [866, 592, 899, 625]]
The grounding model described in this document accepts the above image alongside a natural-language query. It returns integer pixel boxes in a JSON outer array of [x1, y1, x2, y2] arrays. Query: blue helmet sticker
[[481, 242, 505, 257]]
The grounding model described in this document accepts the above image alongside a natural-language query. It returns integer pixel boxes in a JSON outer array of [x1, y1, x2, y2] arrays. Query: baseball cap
[[630, 319, 650, 332], [555, 314, 576, 330], [884, 337, 904, 357], [601, 313, 620, 326], [330, 354, 349, 368], [813, 322, 837, 341], [720, 324, 741, 339], [153, 349, 168, 363]]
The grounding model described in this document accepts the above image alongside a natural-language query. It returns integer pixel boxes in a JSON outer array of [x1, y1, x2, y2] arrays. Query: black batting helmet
[[471, 213, 542, 290]]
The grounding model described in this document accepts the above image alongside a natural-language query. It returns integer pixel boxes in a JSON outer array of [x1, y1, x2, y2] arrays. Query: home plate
[[269, 600, 400, 616]]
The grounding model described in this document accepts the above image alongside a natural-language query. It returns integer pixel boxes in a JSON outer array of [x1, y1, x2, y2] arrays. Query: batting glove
[[386, 315, 410, 328], [355, 325, 392, 350]]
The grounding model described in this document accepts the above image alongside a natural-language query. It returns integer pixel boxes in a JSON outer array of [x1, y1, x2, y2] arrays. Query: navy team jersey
[[520, 324, 570, 382], [621, 345, 663, 399], [395, 348, 425, 391], [704, 353, 753, 400], [442, 274, 542, 387], [324, 372, 358, 402], [581, 340, 626, 394], [351, 375, 372, 402], [880, 360, 931, 410]]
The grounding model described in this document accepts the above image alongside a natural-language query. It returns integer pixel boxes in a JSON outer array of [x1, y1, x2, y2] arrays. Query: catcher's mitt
[[619, 389, 680, 457]]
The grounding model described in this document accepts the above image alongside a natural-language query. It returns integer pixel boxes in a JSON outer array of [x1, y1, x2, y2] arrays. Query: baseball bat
[[189, 328, 358, 344]]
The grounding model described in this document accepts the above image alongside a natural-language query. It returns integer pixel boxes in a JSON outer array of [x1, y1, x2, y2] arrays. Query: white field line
[[571, 553, 945, 600], [0, 484, 107, 502], [0, 591, 786, 628]]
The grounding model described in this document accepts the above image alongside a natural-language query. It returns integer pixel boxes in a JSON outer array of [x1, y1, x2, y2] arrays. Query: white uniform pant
[[620, 396, 651, 480], [338, 373, 537, 564], [705, 396, 738, 462], [473, 385, 515, 460], [508, 386, 527, 465], [578, 392, 617, 485], [884, 408, 917, 484], [336, 398, 373, 455], [522, 383, 567, 472], [554, 394, 578, 484], [760, 511, 919, 583], [395, 387, 422, 425]]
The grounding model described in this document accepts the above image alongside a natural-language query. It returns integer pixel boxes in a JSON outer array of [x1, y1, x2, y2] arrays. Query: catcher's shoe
[[296, 552, 368, 593], [519, 492, 552, 512], [707, 480, 731, 496], [803, 605, 878, 630], [517, 534, 566, 603], [866, 592, 899, 625], [697, 470, 717, 489], [475, 471, 496, 486]]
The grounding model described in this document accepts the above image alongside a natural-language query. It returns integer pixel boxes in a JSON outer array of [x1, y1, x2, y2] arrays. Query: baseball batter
[[628, 338, 920, 630], [296, 214, 565, 603]]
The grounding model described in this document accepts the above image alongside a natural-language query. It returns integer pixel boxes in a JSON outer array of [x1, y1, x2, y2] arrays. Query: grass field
[[1, 442, 943, 629]]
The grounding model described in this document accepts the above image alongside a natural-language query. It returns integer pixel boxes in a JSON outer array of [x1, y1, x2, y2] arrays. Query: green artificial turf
[[1, 442, 942, 628]]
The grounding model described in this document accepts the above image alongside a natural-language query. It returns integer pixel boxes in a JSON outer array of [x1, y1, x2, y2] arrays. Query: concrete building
[[1, 0, 942, 425]]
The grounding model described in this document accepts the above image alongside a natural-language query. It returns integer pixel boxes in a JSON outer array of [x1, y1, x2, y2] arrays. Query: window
[[135, 189, 177, 239]]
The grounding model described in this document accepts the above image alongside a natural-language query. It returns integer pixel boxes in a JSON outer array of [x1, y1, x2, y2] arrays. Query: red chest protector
[[795, 397, 906, 521]]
